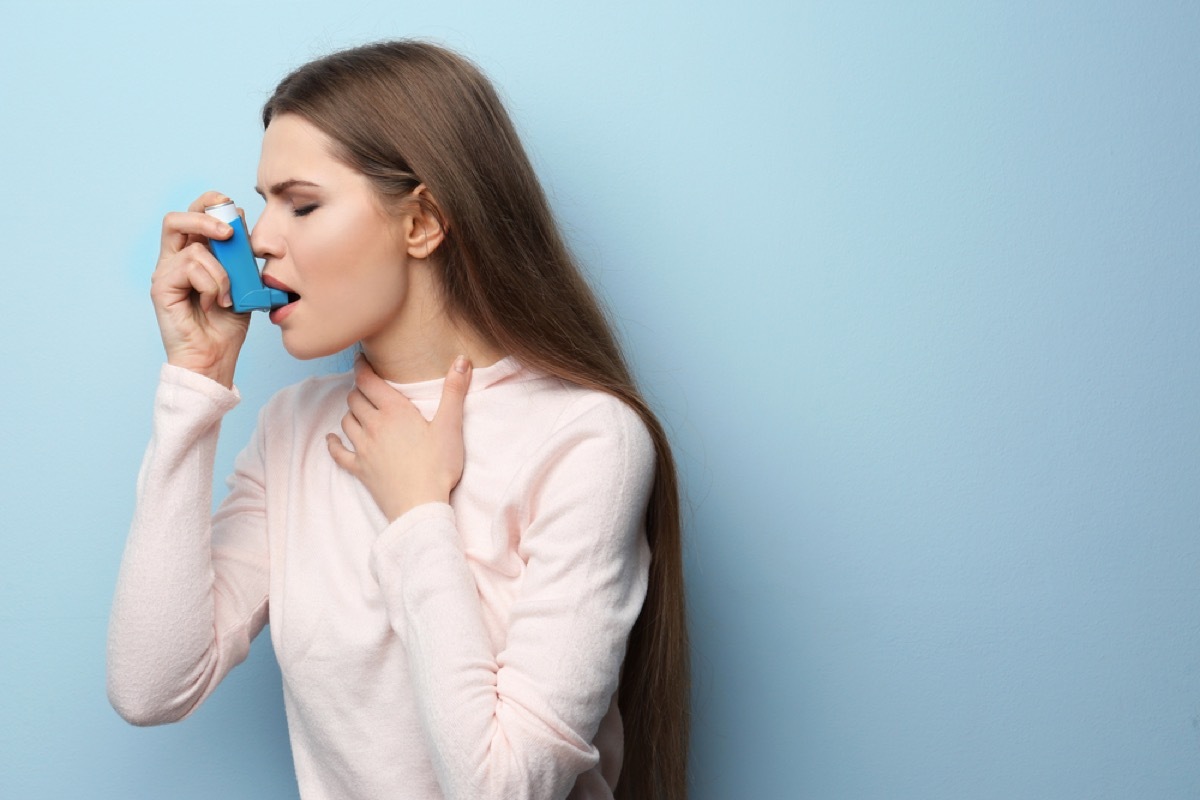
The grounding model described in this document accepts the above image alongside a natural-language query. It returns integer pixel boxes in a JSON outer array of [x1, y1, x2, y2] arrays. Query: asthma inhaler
[[204, 201, 288, 313]]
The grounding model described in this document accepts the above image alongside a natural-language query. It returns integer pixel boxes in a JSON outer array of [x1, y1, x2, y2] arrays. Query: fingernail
[[221, 292, 232, 308], [454, 355, 469, 373]]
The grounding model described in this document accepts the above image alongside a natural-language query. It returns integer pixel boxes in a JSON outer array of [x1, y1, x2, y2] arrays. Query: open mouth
[[262, 273, 300, 305]]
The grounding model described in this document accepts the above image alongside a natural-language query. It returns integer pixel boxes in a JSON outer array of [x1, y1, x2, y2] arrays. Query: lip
[[262, 273, 295, 294], [269, 298, 298, 325], [262, 272, 301, 325]]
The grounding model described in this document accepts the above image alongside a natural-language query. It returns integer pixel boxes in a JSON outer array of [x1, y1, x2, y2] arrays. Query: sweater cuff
[[369, 502, 457, 582], [157, 363, 241, 419]]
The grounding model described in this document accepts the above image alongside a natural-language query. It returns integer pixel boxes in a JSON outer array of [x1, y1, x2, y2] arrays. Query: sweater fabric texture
[[107, 356, 654, 800]]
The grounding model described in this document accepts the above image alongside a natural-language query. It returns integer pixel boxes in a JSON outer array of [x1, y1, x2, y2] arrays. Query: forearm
[[106, 365, 257, 725], [371, 503, 644, 800]]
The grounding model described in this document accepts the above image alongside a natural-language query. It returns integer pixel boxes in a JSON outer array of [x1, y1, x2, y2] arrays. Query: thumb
[[326, 433, 357, 473], [434, 355, 472, 430]]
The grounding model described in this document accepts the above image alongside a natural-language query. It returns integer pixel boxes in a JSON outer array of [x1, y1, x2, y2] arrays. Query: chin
[[279, 331, 356, 361]]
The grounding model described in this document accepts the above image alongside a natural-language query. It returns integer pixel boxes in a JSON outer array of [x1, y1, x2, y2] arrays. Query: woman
[[107, 40, 689, 800]]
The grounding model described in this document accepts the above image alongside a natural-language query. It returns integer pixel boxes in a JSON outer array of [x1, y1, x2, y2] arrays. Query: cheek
[[297, 218, 404, 299], [298, 240, 409, 328], [286, 202, 410, 340]]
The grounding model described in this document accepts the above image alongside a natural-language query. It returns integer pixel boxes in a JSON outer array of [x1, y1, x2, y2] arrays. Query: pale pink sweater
[[107, 356, 654, 800]]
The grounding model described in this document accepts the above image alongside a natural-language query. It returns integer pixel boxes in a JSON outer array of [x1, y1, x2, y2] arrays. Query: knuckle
[[178, 243, 202, 263]]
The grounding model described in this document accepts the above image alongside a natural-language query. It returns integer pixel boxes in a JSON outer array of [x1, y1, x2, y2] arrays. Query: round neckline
[[382, 355, 523, 400]]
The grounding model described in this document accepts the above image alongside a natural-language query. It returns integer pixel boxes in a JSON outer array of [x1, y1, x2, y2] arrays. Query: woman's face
[[251, 113, 413, 360]]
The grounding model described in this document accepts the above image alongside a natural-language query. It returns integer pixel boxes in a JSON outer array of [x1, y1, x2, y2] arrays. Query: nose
[[249, 210, 284, 262]]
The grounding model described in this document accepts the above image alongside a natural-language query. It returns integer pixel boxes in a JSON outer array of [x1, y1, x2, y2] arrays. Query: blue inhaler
[[204, 201, 288, 313]]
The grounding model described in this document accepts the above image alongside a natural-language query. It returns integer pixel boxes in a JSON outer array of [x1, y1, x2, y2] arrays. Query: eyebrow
[[253, 179, 321, 198]]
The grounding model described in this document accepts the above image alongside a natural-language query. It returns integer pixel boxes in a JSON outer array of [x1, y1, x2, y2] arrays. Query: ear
[[403, 184, 447, 260]]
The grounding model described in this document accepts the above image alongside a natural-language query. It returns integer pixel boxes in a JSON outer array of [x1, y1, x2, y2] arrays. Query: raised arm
[[107, 365, 272, 725], [108, 191, 271, 724]]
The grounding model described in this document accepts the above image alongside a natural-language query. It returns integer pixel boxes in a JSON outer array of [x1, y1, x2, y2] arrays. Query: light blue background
[[1, 1, 1197, 798]]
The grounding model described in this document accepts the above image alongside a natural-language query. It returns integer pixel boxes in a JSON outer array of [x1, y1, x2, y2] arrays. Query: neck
[[360, 293, 503, 386], [359, 259, 505, 383], [361, 333, 503, 384]]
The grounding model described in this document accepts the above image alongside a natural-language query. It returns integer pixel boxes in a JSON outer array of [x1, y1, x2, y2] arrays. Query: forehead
[[257, 114, 348, 186]]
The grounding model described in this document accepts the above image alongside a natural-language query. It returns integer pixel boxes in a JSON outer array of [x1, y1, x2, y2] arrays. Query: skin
[[150, 113, 504, 520]]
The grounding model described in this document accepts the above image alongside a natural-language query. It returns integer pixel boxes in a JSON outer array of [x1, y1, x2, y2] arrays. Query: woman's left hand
[[328, 355, 473, 522]]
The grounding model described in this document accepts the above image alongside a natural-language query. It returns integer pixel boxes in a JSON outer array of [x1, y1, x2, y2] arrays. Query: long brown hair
[[264, 40, 689, 798]]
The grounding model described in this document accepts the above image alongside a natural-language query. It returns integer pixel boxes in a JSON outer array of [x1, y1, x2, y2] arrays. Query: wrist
[[166, 355, 237, 390], [385, 493, 450, 523]]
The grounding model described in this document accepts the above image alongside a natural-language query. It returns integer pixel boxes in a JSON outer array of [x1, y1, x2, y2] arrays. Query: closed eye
[[293, 204, 318, 217]]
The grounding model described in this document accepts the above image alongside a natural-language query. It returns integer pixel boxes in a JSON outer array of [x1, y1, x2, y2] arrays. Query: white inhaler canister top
[[204, 200, 239, 224]]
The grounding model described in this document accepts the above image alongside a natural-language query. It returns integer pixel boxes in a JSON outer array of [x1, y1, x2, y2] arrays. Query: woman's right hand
[[150, 191, 252, 389]]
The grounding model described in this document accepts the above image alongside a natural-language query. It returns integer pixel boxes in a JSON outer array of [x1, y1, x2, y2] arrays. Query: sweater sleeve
[[107, 364, 272, 726], [368, 397, 655, 800]]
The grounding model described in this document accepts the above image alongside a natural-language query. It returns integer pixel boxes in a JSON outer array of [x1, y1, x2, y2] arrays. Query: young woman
[[107, 40, 689, 800]]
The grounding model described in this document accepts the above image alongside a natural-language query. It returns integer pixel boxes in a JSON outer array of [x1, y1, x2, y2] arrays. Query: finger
[[182, 260, 223, 313], [353, 355, 405, 410], [177, 242, 233, 307], [349, 363, 380, 410], [326, 433, 357, 473], [182, 190, 236, 245], [186, 190, 234, 213], [182, 243, 239, 313], [161, 210, 234, 255], [433, 355, 472, 431], [346, 389, 376, 430], [341, 409, 364, 445]]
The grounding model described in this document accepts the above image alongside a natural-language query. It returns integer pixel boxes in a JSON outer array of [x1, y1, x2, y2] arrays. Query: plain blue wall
[[1, 2, 1197, 798]]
